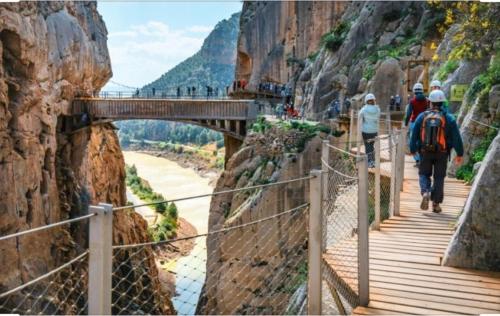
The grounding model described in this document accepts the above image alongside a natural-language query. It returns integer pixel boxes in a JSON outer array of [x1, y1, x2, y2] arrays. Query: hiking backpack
[[420, 111, 447, 153]]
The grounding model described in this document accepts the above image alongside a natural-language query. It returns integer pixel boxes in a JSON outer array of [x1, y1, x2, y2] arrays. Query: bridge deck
[[324, 155, 500, 315]]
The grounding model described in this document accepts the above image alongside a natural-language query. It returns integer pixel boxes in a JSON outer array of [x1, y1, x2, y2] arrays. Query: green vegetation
[[456, 126, 499, 184], [436, 60, 460, 82], [125, 164, 179, 241], [117, 121, 223, 148], [465, 53, 500, 106], [382, 9, 401, 22], [320, 21, 350, 52], [280, 260, 308, 295], [308, 51, 320, 62], [363, 64, 376, 81]]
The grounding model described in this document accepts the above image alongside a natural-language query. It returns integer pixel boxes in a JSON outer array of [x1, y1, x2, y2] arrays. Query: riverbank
[[125, 142, 223, 185]]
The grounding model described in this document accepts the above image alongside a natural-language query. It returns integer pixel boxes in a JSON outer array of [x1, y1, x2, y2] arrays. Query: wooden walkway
[[324, 154, 500, 315]]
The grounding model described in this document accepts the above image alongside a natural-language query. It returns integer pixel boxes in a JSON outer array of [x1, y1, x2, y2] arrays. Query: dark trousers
[[362, 132, 377, 165], [418, 152, 448, 203]]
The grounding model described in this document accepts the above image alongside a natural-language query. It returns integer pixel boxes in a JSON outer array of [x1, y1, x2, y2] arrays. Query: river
[[123, 151, 214, 315]]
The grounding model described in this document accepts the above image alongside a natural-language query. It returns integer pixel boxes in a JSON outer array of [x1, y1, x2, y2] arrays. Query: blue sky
[[98, 1, 242, 90]]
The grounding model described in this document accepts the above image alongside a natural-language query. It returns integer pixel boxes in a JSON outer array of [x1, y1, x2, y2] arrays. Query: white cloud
[[106, 20, 211, 87]]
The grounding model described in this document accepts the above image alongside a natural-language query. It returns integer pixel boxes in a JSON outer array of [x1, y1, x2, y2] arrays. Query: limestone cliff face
[[444, 134, 500, 271], [0, 2, 172, 313], [236, 1, 345, 90], [198, 127, 322, 314]]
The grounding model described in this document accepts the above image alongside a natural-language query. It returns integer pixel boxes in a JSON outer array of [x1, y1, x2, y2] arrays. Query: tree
[[167, 203, 178, 219]]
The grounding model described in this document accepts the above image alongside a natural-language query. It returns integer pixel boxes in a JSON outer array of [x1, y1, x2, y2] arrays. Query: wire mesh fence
[[321, 143, 362, 308], [0, 252, 89, 315], [111, 203, 309, 315]]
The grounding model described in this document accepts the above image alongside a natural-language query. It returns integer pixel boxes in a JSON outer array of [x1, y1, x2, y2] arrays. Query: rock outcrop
[[0, 2, 172, 313], [235, 1, 345, 90], [443, 134, 500, 271], [197, 126, 323, 314]]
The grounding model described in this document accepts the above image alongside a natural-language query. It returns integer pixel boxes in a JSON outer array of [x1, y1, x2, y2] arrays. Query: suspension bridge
[[1, 105, 500, 315]]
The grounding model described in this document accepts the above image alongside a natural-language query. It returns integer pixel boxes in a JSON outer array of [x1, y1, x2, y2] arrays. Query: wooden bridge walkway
[[70, 97, 258, 140], [324, 154, 500, 315]]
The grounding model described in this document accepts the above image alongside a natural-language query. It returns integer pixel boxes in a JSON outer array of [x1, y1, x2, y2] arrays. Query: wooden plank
[[370, 275, 500, 296], [380, 223, 455, 230], [352, 306, 401, 315], [369, 293, 499, 314], [369, 258, 500, 278], [367, 300, 456, 315], [370, 281, 500, 304], [371, 287, 500, 314], [370, 269, 500, 290]]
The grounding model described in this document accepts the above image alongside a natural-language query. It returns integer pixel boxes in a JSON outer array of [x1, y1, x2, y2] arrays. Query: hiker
[[192, 86, 196, 97], [176, 86, 181, 98], [187, 87, 191, 96], [409, 90, 463, 213], [276, 103, 284, 120], [327, 100, 336, 119], [394, 94, 401, 111], [389, 95, 395, 111], [430, 80, 449, 111], [358, 93, 381, 168], [405, 83, 429, 166], [152, 87, 156, 97], [343, 97, 351, 115]]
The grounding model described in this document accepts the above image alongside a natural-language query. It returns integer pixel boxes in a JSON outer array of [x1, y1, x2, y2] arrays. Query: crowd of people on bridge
[[357, 80, 463, 214]]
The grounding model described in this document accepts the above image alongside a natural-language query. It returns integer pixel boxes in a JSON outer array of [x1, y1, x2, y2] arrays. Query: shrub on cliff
[[320, 21, 350, 52]]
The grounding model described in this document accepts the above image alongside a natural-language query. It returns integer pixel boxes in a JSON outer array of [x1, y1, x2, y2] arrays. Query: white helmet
[[413, 83, 424, 93], [428, 90, 446, 103], [364, 93, 376, 103], [430, 80, 442, 89]]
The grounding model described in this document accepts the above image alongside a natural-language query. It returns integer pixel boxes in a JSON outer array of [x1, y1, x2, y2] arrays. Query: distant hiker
[[405, 83, 430, 166], [187, 87, 191, 96], [276, 103, 284, 120], [237, 80, 241, 90], [233, 80, 237, 92], [343, 97, 351, 115], [430, 80, 449, 111], [334, 99, 341, 116], [358, 93, 381, 168], [177, 86, 181, 98], [394, 94, 401, 111], [152, 87, 156, 97], [192, 86, 196, 97], [390, 95, 395, 111], [410, 90, 463, 213], [327, 100, 336, 119], [225, 86, 229, 96], [135, 88, 140, 97]]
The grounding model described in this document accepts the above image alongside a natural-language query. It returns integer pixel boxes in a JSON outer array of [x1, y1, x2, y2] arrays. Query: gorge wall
[[0, 2, 172, 313], [198, 125, 324, 314], [235, 1, 345, 90]]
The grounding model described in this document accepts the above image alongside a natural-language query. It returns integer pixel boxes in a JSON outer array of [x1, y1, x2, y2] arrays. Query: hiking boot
[[432, 203, 442, 213], [420, 192, 430, 210]]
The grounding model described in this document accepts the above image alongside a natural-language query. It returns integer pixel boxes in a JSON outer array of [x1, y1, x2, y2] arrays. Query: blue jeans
[[418, 152, 447, 203], [362, 132, 377, 166], [409, 121, 420, 162]]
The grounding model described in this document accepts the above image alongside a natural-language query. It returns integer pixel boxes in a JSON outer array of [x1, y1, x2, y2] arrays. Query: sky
[[98, 1, 242, 90]]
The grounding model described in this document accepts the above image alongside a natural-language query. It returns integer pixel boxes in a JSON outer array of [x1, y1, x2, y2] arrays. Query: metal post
[[394, 131, 402, 216], [356, 111, 362, 156], [89, 203, 113, 315], [374, 137, 381, 230], [389, 132, 397, 218], [386, 111, 392, 158], [399, 126, 407, 191], [348, 109, 355, 150], [308, 170, 322, 315], [321, 140, 329, 250], [357, 156, 370, 306]]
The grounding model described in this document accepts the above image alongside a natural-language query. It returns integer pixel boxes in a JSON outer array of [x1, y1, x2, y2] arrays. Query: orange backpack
[[420, 111, 447, 153]]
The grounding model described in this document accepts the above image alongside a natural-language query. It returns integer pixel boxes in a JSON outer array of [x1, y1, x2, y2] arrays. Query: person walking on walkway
[[405, 83, 429, 167], [410, 90, 463, 213], [358, 93, 381, 168], [430, 80, 449, 112]]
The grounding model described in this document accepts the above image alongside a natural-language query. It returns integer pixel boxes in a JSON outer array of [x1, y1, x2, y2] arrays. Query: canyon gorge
[[0, 0, 499, 315]]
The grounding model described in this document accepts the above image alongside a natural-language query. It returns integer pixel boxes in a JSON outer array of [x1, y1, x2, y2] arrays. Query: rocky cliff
[[143, 11, 240, 93], [235, 1, 345, 90], [197, 123, 324, 314], [0, 2, 172, 313]]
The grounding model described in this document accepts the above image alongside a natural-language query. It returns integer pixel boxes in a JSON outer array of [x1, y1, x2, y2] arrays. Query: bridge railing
[[76, 90, 233, 100]]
